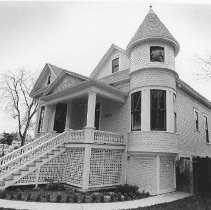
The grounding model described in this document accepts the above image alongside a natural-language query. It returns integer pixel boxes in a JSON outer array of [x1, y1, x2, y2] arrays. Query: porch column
[[42, 105, 51, 133], [86, 92, 96, 129]]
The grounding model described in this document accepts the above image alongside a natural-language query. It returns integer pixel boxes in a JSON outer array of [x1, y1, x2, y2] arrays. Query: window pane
[[132, 112, 141, 130], [131, 91, 141, 130], [194, 111, 199, 130], [38, 106, 45, 133], [151, 90, 166, 131], [112, 58, 119, 73], [150, 46, 165, 62]]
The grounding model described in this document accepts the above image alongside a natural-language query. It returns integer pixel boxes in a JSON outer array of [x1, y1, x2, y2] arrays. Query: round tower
[[126, 8, 180, 195]]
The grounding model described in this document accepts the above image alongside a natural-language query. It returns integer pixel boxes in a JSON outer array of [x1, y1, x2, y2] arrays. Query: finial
[[149, 4, 154, 12]]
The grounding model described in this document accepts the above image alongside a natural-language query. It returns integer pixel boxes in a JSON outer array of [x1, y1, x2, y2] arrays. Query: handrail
[[0, 132, 55, 166], [0, 130, 85, 180]]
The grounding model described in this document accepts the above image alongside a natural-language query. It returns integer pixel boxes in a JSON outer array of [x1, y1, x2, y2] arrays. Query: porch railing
[[0, 130, 85, 180], [94, 130, 125, 145]]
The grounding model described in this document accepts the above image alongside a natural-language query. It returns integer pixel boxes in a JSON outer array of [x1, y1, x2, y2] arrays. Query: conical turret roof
[[127, 9, 180, 55]]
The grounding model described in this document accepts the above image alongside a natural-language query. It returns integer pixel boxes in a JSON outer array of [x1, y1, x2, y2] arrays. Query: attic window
[[112, 58, 119, 73], [47, 74, 51, 85], [150, 46, 164, 62]]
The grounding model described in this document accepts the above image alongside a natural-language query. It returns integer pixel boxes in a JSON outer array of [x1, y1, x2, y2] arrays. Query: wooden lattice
[[89, 149, 123, 187]]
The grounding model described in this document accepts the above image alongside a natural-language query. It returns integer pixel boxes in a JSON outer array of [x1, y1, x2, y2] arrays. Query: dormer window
[[112, 58, 119, 73], [47, 74, 51, 85], [150, 46, 164, 62]]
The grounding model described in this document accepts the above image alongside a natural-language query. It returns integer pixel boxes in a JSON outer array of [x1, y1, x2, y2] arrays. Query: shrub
[[118, 184, 139, 195], [91, 194, 97, 203], [82, 195, 86, 203], [0, 191, 6, 199], [66, 196, 70, 203], [124, 194, 129, 201], [73, 194, 78, 203], [26, 193, 31, 201], [56, 194, 62, 203], [35, 194, 41, 202], [100, 195, 105, 203], [117, 193, 122, 201], [110, 194, 115, 202], [10, 193, 14, 200], [17, 193, 22, 200]]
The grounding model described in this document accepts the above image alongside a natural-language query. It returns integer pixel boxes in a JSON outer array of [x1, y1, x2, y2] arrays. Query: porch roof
[[41, 79, 128, 104]]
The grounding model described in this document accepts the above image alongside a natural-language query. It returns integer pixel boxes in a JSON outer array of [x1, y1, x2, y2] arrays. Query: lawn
[[129, 196, 211, 210]]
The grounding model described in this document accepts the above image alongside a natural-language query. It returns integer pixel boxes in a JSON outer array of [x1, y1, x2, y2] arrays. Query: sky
[[1, 0, 211, 133]]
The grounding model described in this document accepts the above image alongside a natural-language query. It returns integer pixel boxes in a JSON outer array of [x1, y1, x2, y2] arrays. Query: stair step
[[4, 176, 13, 181], [21, 166, 29, 171], [28, 164, 36, 167], [13, 172, 21, 176]]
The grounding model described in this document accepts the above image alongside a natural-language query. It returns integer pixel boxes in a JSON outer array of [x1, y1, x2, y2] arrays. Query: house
[[0, 7, 211, 195]]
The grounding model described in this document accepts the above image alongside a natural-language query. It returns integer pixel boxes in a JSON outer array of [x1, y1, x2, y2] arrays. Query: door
[[53, 103, 67, 133]]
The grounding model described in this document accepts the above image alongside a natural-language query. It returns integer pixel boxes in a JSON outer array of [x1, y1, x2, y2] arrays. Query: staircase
[[0, 131, 74, 190]]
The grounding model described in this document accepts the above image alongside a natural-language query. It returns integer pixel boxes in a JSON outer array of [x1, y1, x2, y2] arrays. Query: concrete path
[[0, 191, 190, 210]]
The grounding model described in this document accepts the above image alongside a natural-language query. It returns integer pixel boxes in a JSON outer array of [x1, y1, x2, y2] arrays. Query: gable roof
[[126, 9, 180, 55], [90, 44, 125, 79]]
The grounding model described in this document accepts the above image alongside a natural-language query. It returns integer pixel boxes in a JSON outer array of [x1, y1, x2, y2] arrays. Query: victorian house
[[0, 8, 210, 195]]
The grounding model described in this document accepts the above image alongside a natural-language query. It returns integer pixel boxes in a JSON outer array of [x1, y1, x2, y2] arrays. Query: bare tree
[[0, 69, 38, 146], [195, 54, 211, 80]]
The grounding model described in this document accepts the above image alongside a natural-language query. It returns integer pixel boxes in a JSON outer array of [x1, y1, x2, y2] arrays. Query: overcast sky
[[1, 0, 211, 133]]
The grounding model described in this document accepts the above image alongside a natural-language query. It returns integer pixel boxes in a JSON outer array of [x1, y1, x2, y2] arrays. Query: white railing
[[65, 129, 85, 142], [94, 130, 125, 145], [0, 132, 56, 166], [0, 130, 85, 180]]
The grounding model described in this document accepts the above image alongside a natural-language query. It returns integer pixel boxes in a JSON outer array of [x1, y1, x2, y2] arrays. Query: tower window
[[151, 90, 166, 131], [112, 58, 119, 73], [131, 91, 141, 131], [150, 46, 165, 62]]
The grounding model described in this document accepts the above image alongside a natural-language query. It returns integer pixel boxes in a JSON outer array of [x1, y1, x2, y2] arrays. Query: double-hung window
[[151, 90, 166, 131], [194, 109, 199, 130], [112, 58, 119, 73], [204, 115, 209, 143], [131, 91, 141, 130]]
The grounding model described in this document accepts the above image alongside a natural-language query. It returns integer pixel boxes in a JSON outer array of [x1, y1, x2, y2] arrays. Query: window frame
[[150, 89, 166, 131], [194, 108, 199, 131], [131, 91, 142, 131], [203, 114, 209, 143], [150, 46, 165, 63], [112, 57, 119, 73]]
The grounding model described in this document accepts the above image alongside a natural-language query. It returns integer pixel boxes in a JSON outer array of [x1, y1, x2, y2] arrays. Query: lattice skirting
[[89, 149, 123, 188], [15, 148, 124, 189]]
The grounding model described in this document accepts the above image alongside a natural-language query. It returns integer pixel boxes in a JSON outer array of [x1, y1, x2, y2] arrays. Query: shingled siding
[[130, 69, 176, 91], [128, 131, 178, 153], [177, 89, 211, 157], [100, 98, 129, 133], [127, 154, 157, 195], [96, 50, 130, 79], [130, 42, 175, 73]]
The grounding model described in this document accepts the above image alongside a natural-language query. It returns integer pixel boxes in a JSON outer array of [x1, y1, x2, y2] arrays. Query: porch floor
[[0, 191, 190, 210]]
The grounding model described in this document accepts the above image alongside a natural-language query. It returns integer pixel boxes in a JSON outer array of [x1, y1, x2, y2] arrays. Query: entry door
[[53, 103, 67, 133]]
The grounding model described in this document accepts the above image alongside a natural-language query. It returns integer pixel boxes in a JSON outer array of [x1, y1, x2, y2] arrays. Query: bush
[[66, 196, 70, 203], [26, 193, 31, 201], [110, 194, 115, 202], [124, 194, 129, 201], [17, 193, 22, 200], [0, 191, 6, 199], [56, 194, 62, 203], [117, 193, 122, 201], [35, 194, 41, 202], [73, 194, 78, 203], [118, 184, 139, 195], [82, 195, 86, 203], [45, 194, 50, 202], [100, 195, 105, 203], [91, 194, 97, 203]]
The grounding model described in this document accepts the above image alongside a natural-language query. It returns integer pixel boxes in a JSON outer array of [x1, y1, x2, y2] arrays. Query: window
[[174, 112, 177, 133], [131, 91, 141, 130], [151, 90, 166, 131], [47, 74, 51, 85], [204, 115, 209, 143], [150, 46, 165, 62], [194, 109, 199, 130], [112, 58, 119, 73], [38, 106, 45, 133], [95, 103, 101, 130]]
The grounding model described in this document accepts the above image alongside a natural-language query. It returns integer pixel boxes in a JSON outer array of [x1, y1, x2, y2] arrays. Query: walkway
[[0, 191, 190, 210]]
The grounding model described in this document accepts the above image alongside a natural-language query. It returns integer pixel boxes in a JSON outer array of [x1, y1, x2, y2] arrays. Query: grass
[[128, 196, 211, 210]]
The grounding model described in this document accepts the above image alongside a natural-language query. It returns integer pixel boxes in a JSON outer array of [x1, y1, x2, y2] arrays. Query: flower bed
[[0, 184, 150, 203]]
